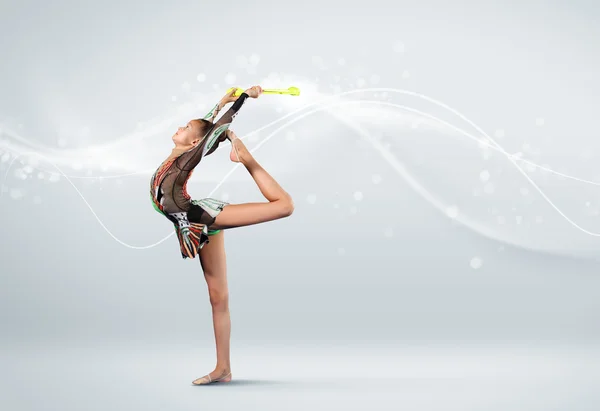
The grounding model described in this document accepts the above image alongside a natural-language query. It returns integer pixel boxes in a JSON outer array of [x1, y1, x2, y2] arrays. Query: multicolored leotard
[[150, 93, 249, 259]]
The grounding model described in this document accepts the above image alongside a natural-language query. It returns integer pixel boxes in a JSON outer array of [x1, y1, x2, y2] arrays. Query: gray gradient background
[[1, 0, 600, 409]]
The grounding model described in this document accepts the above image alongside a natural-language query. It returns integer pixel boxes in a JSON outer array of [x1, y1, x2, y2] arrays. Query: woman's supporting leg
[[192, 230, 232, 385], [210, 137, 294, 230]]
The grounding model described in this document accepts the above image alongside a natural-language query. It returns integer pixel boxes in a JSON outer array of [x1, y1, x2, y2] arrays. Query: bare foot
[[192, 368, 232, 385], [229, 135, 252, 165]]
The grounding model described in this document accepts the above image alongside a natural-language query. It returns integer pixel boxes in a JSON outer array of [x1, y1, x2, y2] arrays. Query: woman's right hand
[[244, 85, 263, 98]]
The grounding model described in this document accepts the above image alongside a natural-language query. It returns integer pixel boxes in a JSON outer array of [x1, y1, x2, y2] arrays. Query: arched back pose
[[150, 86, 294, 385]]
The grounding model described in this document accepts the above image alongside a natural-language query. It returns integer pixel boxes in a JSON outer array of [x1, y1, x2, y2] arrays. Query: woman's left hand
[[220, 88, 239, 105]]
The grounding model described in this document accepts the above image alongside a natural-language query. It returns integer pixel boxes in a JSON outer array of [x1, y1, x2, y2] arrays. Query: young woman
[[150, 85, 294, 385]]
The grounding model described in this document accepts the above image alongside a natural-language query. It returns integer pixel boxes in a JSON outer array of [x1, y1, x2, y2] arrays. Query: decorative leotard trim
[[150, 93, 249, 259]]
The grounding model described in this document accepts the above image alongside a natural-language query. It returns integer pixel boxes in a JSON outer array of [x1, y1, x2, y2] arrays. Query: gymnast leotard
[[150, 93, 249, 259]]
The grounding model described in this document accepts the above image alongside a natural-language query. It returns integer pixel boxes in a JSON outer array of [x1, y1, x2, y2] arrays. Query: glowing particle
[[306, 194, 317, 204], [14, 169, 27, 180], [516, 216, 523, 225], [494, 129, 505, 138], [535, 118, 545, 126], [224, 73, 236, 85], [484, 183, 495, 194], [37, 172, 45, 179], [48, 173, 60, 183], [470, 257, 483, 269], [311, 55, 324, 68], [369, 74, 380, 84], [446, 206, 459, 219], [171, 96, 177, 102], [411, 119, 422, 129], [520, 187, 529, 196], [197, 73, 206, 82], [401, 70, 410, 79], [372, 174, 382, 184], [9, 188, 23, 199], [285, 131, 296, 141], [393, 41, 405, 53], [27, 156, 40, 167], [497, 216, 506, 225], [353, 191, 364, 201], [337, 58, 346, 66], [356, 78, 366, 87], [181, 82, 191, 92], [248, 53, 260, 66], [479, 170, 490, 182]]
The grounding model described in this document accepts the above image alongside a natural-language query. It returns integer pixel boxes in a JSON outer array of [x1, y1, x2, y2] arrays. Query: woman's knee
[[208, 287, 229, 309]]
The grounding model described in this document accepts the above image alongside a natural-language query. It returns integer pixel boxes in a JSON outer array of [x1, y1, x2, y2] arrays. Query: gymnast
[[150, 85, 294, 385]]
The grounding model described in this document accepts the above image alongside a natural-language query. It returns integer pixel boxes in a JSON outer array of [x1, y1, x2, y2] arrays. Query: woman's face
[[172, 120, 203, 147]]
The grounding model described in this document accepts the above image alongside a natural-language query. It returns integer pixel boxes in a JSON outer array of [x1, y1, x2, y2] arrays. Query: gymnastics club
[[226, 86, 301, 97]]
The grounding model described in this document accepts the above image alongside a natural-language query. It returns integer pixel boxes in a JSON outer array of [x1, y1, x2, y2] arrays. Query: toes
[[192, 376, 210, 385]]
